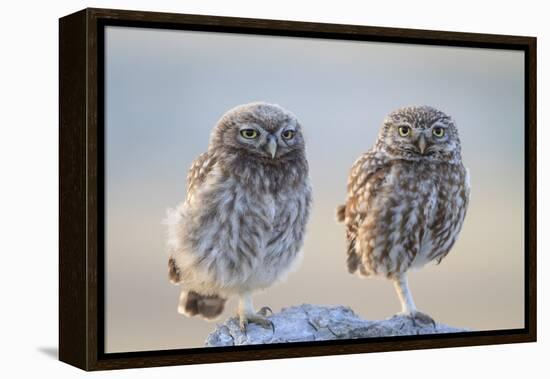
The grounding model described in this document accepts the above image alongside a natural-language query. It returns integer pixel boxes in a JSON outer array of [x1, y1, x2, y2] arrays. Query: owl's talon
[[239, 318, 248, 334], [265, 319, 275, 334], [257, 306, 273, 317], [400, 311, 436, 328], [238, 314, 275, 335]]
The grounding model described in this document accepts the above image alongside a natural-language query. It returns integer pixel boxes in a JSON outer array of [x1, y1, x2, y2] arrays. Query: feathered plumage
[[337, 106, 470, 324], [166, 102, 312, 330]]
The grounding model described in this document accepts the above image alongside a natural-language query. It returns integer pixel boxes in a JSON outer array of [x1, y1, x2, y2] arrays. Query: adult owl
[[336, 106, 470, 324], [166, 102, 312, 331]]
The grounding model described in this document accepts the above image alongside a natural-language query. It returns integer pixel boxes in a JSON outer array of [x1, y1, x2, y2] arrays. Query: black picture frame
[[59, 7, 537, 371]]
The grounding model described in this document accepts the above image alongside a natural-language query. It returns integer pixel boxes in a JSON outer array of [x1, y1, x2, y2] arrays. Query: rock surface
[[205, 304, 467, 347]]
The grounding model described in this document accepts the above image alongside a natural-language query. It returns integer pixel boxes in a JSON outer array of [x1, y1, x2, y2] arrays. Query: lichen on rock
[[205, 304, 467, 347]]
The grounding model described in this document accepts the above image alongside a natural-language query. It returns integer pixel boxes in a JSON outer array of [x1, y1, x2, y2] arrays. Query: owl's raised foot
[[398, 310, 436, 328], [239, 312, 275, 335]]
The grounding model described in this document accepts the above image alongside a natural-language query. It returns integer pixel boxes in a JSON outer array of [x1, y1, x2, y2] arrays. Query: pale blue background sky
[[104, 26, 524, 352]]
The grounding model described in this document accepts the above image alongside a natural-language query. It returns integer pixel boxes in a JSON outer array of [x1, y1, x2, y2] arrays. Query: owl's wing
[[338, 151, 389, 273], [185, 151, 217, 203], [166, 152, 218, 285], [435, 166, 471, 264]]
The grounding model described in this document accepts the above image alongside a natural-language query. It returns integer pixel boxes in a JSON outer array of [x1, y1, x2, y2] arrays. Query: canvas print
[[104, 26, 524, 353]]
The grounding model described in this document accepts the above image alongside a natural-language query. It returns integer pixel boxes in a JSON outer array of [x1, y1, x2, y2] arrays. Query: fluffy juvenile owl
[[166, 102, 312, 331], [336, 106, 470, 324]]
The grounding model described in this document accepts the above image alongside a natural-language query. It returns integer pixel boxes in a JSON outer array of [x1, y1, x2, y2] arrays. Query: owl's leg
[[392, 273, 436, 327], [237, 293, 275, 334]]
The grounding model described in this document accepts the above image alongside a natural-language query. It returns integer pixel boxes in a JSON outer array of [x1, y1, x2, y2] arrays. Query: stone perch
[[205, 304, 467, 347]]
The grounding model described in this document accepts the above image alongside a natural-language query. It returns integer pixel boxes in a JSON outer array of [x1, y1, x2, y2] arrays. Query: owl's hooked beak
[[417, 134, 427, 155], [266, 136, 278, 159]]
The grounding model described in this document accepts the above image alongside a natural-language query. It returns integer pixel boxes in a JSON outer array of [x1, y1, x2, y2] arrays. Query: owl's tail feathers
[[178, 290, 227, 321], [347, 247, 361, 274], [168, 257, 182, 284], [336, 204, 346, 223]]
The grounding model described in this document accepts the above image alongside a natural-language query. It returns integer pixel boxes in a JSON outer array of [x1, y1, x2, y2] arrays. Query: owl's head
[[210, 102, 305, 163], [376, 106, 462, 162]]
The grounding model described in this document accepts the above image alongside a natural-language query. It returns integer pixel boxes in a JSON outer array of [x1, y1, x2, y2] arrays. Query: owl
[[165, 102, 312, 331], [336, 106, 470, 324]]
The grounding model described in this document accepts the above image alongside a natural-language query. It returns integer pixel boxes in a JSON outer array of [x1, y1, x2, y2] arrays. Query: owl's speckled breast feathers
[[175, 152, 311, 294], [345, 154, 469, 277]]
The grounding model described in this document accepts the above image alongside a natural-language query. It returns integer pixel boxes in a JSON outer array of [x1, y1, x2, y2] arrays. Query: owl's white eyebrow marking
[[430, 122, 448, 129], [238, 124, 268, 134]]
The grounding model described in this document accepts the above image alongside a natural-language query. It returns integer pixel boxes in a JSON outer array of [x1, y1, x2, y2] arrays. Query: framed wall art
[[59, 8, 537, 371]]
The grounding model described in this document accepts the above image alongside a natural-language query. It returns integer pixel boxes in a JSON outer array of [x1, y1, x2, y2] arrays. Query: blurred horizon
[[104, 26, 525, 353]]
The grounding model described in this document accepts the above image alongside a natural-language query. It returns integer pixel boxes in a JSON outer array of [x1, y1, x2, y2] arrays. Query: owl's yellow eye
[[281, 130, 295, 140], [240, 129, 258, 139], [398, 125, 411, 137], [432, 126, 445, 138]]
